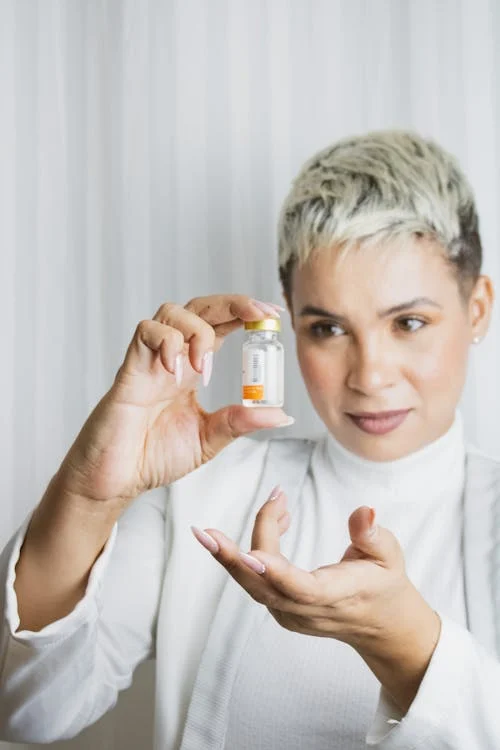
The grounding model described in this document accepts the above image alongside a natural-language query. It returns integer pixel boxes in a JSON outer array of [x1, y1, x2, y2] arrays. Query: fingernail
[[191, 526, 219, 554], [267, 484, 281, 501], [175, 354, 184, 387], [251, 299, 281, 318], [239, 552, 266, 575], [367, 507, 378, 538], [202, 351, 213, 386], [267, 302, 287, 311], [276, 416, 295, 427]]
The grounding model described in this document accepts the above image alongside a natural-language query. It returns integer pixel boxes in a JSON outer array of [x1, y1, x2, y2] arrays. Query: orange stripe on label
[[243, 385, 265, 400]]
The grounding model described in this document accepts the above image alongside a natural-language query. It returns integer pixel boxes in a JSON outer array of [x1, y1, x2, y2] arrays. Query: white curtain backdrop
[[1, 1, 500, 748]]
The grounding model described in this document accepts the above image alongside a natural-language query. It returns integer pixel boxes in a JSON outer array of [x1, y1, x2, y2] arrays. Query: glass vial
[[242, 318, 284, 407]]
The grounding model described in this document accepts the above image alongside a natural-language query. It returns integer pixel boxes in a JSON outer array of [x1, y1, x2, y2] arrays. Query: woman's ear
[[469, 274, 495, 341]]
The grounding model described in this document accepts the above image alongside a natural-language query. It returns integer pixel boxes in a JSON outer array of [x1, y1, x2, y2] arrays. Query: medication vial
[[242, 318, 284, 407]]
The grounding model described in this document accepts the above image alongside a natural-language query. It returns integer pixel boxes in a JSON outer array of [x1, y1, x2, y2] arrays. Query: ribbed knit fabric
[[224, 411, 467, 749]]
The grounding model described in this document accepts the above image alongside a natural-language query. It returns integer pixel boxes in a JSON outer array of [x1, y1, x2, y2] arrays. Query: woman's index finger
[[184, 295, 273, 326]]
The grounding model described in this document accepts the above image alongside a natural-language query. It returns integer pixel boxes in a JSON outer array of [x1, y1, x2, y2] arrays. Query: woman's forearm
[[13, 472, 124, 632]]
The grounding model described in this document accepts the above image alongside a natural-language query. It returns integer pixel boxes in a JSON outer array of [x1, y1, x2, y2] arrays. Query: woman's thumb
[[348, 506, 402, 567], [204, 405, 295, 456], [349, 506, 378, 544]]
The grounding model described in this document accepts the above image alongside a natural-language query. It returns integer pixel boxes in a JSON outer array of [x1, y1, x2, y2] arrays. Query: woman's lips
[[346, 409, 411, 435]]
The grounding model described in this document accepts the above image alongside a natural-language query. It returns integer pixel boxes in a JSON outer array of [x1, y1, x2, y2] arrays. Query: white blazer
[[1, 435, 500, 749]]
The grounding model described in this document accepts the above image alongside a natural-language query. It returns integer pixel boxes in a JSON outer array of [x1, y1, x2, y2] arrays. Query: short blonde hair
[[278, 130, 482, 300]]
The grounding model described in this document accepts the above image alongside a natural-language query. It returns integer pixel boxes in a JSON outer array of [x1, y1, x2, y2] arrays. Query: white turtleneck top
[[224, 411, 467, 749]]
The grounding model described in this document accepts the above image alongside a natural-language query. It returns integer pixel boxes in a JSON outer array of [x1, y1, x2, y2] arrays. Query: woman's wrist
[[353, 584, 442, 714]]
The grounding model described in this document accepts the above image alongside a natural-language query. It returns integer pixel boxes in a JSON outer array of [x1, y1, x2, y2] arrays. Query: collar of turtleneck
[[324, 409, 465, 499]]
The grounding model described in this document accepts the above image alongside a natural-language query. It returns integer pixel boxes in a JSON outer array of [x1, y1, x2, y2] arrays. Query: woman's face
[[289, 236, 493, 461]]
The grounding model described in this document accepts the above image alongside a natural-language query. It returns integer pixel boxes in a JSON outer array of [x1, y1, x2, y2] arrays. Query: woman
[[1, 131, 498, 749]]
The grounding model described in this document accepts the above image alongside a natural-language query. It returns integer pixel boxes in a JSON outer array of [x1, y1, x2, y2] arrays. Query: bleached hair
[[278, 130, 482, 300]]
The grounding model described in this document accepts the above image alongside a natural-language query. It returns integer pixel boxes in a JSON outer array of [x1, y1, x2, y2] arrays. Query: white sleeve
[[365, 613, 500, 749], [0, 487, 166, 744]]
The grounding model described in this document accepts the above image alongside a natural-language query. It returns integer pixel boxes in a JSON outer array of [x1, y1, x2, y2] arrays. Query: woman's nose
[[345, 340, 397, 394]]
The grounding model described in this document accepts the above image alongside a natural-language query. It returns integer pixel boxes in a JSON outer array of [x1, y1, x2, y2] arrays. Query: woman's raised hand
[[56, 295, 293, 506]]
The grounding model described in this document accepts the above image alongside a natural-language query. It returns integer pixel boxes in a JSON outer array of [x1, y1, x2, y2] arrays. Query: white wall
[[1, 1, 500, 747]]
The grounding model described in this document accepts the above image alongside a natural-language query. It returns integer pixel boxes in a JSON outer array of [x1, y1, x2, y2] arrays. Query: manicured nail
[[175, 354, 184, 387], [239, 552, 266, 575], [276, 416, 295, 427], [251, 299, 281, 318], [267, 484, 281, 501], [202, 351, 213, 386], [267, 302, 287, 311], [191, 526, 219, 554], [367, 507, 378, 538]]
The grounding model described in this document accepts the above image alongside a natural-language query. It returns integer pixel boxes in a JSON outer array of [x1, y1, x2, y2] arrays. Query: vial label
[[242, 349, 265, 400]]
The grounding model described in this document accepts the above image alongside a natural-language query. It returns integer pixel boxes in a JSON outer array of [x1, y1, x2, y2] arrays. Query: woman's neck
[[324, 410, 465, 502]]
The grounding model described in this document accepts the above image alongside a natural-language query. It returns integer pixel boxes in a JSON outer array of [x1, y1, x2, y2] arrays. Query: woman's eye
[[310, 322, 345, 338], [309, 317, 427, 338], [397, 317, 427, 332]]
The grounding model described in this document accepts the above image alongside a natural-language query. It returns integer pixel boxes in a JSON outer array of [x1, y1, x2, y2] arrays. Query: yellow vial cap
[[244, 318, 281, 332]]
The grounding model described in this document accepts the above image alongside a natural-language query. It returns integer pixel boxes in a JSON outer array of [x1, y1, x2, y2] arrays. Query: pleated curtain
[[1, 1, 499, 748]]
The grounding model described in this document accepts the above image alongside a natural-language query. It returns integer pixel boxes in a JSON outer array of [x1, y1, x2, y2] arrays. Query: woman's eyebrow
[[299, 297, 443, 321]]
